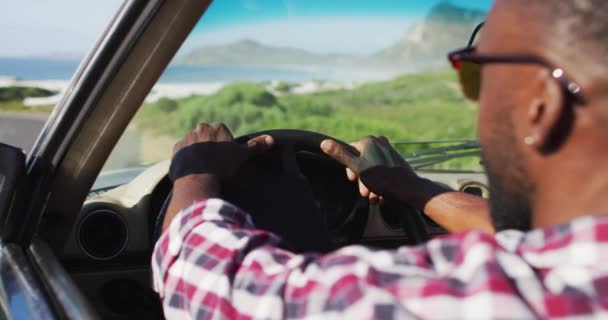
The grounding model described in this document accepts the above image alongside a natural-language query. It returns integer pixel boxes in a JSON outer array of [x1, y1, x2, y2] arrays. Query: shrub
[[214, 82, 278, 108], [0, 86, 56, 102], [275, 82, 292, 93], [154, 97, 178, 112]]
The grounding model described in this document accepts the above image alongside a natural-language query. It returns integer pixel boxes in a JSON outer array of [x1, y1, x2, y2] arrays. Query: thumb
[[321, 139, 359, 169], [243, 135, 274, 157]]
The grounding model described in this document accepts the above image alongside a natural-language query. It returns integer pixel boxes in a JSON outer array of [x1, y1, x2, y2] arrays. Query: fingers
[[358, 180, 370, 198], [243, 135, 274, 157], [346, 167, 358, 181], [321, 139, 359, 168], [192, 122, 234, 142], [348, 138, 369, 152], [196, 123, 211, 132], [377, 136, 390, 144], [357, 180, 383, 205], [213, 123, 233, 141], [173, 140, 184, 155], [347, 162, 380, 203], [369, 192, 381, 205]]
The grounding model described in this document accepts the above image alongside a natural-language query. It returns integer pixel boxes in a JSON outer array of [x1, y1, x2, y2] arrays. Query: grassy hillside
[[134, 69, 481, 170]]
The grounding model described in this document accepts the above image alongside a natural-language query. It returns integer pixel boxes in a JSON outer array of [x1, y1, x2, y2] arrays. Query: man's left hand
[[163, 123, 273, 231], [171, 123, 274, 181]]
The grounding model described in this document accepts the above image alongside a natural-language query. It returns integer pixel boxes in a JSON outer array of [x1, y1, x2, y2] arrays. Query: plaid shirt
[[152, 199, 608, 319]]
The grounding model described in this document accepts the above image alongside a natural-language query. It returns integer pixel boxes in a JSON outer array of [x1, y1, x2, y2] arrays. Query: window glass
[[106, 0, 492, 172], [0, 0, 123, 152]]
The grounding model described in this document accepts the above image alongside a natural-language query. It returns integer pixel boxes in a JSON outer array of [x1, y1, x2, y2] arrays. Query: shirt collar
[[496, 215, 608, 250]]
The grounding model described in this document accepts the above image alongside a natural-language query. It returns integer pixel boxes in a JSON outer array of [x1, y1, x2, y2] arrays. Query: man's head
[[476, 0, 608, 231]]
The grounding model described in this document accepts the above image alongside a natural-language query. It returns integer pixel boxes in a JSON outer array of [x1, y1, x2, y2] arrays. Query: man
[[153, 0, 608, 318]]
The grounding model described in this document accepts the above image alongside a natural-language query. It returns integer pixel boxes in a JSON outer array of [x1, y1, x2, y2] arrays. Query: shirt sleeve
[[151, 198, 535, 319]]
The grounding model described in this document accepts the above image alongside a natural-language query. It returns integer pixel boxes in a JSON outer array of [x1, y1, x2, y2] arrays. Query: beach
[[1, 78, 231, 106], [1, 78, 359, 107]]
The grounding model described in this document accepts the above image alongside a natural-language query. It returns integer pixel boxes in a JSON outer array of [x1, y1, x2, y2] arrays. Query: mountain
[[176, 1, 486, 70], [176, 39, 357, 66], [368, 1, 487, 68]]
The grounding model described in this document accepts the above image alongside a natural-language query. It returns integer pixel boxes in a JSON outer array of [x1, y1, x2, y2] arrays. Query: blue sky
[[2, 0, 491, 57], [196, 0, 491, 32], [184, 0, 491, 55]]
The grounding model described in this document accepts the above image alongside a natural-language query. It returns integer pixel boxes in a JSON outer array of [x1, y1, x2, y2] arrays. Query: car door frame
[[0, 0, 212, 318]]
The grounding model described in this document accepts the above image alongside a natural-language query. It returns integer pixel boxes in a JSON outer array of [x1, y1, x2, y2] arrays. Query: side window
[[0, 1, 123, 153]]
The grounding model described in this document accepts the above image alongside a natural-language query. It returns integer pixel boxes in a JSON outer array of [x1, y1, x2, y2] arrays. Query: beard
[[481, 114, 534, 232], [484, 157, 533, 231]]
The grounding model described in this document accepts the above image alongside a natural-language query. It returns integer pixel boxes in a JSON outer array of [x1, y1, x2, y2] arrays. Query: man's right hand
[[320, 136, 423, 204], [321, 136, 494, 234]]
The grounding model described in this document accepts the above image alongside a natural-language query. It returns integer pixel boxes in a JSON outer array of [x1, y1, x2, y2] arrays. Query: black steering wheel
[[155, 130, 428, 251]]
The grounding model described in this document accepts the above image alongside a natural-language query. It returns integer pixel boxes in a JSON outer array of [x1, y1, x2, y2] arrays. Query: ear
[[524, 74, 568, 152]]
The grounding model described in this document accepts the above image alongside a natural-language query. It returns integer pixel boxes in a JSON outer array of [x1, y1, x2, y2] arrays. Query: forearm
[[162, 174, 220, 232], [397, 177, 495, 234]]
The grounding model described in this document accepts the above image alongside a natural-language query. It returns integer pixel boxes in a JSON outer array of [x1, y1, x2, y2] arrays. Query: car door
[[2, 148, 98, 316], [0, 143, 55, 319], [0, 142, 98, 319]]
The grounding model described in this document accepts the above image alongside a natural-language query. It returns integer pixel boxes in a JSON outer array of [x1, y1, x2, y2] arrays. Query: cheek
[[476, 66, 516, 176], [477, 72, 495, 149], [477, 97, 499, 172]]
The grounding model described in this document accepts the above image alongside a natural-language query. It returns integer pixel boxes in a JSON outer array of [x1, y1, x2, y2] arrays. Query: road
[[0, 112, 143, 170], [0, 113, 47, 152]]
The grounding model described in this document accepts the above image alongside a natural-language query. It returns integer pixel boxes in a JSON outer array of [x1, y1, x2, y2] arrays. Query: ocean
[[0, 57, 334, 83]]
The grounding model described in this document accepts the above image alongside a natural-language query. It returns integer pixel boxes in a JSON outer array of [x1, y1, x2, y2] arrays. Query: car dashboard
[[61, 158, 488, 318]]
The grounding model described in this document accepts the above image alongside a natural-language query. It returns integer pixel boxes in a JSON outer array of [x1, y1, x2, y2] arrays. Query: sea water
[[0, 57, 331, 83]]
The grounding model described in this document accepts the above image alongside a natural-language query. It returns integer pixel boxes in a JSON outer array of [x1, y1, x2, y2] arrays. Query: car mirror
[[0, 143, 26, 226]]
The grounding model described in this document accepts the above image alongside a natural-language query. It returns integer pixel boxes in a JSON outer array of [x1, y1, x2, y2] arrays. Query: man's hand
[[321, 135, 495, 234], [321, 136, 421, 204], [163, 123, 273, 232], [172, 123, 274, 180]]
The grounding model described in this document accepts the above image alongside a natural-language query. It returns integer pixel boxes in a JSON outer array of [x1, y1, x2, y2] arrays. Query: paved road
[[0, 113, 48, 152], [0, 112, 143, 170]]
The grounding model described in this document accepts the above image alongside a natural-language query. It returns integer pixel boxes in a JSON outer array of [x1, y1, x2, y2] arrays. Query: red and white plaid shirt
[[152, 199, 608, 319]]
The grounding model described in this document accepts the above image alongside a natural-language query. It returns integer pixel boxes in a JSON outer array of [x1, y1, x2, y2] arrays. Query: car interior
[[8, 0, 491, 319], [60, 131, 488, 318]]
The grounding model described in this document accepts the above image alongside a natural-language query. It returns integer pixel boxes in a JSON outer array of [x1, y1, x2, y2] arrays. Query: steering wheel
[[155, 130, 429, 251]]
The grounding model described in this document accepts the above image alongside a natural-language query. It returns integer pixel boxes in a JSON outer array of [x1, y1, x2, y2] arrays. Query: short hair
[[516, 0, 608, 64]]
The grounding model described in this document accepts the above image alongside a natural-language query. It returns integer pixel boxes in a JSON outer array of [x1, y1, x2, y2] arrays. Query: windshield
[[104, 0, 492, 173]]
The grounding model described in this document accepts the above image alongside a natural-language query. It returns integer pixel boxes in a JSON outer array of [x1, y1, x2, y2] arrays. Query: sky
[[196, 0, 490, 31], [1, 0, 491, 58], [185, 0, 491, 55], [0, 0, 124, 57]]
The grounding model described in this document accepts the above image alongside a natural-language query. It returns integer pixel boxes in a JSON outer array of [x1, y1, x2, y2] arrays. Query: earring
[[524, 136, 535, 145]]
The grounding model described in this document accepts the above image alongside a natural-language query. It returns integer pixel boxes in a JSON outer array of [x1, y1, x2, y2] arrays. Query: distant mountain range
[[176, 1, 486, 71], [177, 39, 354, 67]]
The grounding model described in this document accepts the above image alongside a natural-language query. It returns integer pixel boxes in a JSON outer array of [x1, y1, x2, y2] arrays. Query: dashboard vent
[[460, 182, 489, 198], [78, 210, 128, 260]]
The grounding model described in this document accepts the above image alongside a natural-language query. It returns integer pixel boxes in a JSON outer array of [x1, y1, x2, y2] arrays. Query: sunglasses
[[447, 22, 586, 104]]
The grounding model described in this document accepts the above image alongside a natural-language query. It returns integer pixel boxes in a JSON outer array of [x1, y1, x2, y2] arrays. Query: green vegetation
[[275, 81, 293, 93], [0, 86, 56, 102], [155, 97, 178, 112], [134, 70, 482, 170], [0, 86, 56, 113]]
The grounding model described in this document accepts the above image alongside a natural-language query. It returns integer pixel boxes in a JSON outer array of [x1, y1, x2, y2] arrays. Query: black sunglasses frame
[[447, 22, 586, 104]]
